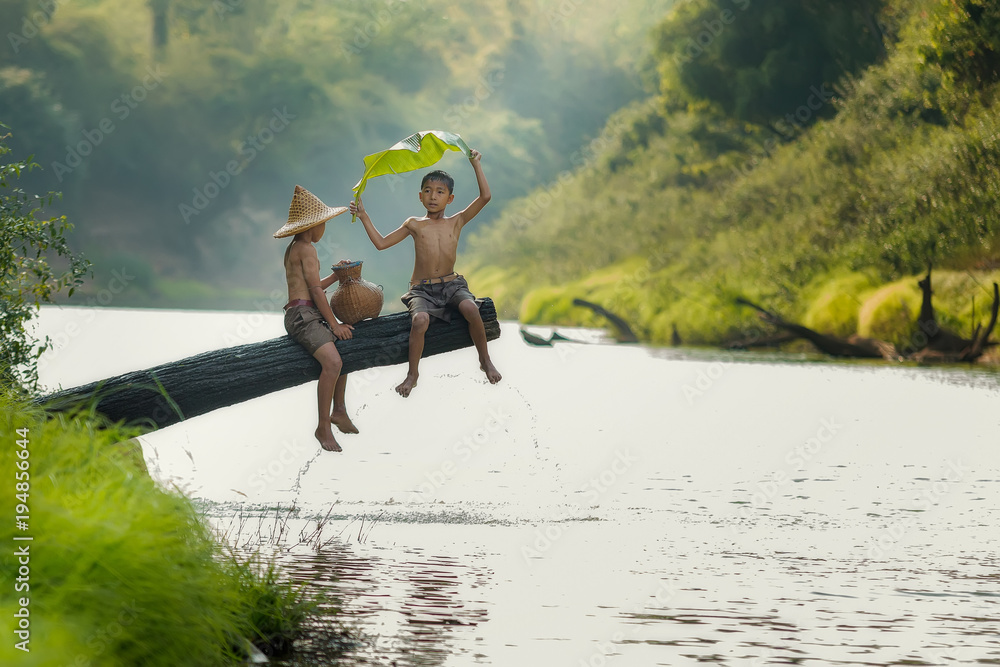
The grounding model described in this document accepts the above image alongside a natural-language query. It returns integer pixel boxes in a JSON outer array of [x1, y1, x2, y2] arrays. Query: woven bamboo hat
[[273, 185, 348, 238]]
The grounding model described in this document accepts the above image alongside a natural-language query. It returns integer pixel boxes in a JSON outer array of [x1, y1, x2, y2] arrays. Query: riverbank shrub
[[857, 281, 923, 349], [0, 391, 320, 665], [0, 132, 90, 394], [801, 273, 880, 338]]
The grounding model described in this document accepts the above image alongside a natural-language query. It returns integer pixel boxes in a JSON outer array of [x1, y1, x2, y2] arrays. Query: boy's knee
[[459, 300, 480, 319], [411, 312, 430, 331], [315, 345, 343, 372]]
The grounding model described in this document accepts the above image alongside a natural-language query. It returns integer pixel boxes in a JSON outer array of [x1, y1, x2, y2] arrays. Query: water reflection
[[273, 541, 491, 666]]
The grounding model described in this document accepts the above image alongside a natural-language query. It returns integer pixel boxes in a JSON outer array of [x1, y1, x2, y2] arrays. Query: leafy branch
[[1, 127, 91, 395]]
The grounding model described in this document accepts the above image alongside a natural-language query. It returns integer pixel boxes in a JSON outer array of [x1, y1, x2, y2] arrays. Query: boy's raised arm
[[458, 149, 491, 226], [350, 199, 411, 250]]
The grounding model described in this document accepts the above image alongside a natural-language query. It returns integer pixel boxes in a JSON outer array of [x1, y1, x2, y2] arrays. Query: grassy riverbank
[[0, 391, 323, 665], [483, 264, 1000, 353]]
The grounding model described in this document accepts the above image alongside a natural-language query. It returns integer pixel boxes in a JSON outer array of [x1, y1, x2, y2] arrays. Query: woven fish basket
[[330, 260, 383, 324]]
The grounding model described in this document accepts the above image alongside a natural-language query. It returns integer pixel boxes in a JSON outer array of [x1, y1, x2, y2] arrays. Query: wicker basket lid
[[332, 260, 363, 281], [273, 185, 348, 238]]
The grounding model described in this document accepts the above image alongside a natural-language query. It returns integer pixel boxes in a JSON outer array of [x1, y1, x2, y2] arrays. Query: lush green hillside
[[466, 0, 1000, 349]]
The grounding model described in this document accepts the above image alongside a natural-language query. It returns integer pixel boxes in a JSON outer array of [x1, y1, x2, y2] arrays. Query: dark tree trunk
[[916, 265, 981, 353], [571, 298, 639, 343], [37, 299, 500, 430], [735, 297, 897, 359]]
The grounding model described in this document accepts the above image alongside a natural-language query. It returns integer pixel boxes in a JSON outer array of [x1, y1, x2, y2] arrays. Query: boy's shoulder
[[406, 212, 463, 229], [401, 215, 425, 230], [286, 238, 317, 259]]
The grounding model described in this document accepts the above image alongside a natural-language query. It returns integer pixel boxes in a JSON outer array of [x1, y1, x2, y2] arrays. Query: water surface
[[35, 307, 1000, 665]]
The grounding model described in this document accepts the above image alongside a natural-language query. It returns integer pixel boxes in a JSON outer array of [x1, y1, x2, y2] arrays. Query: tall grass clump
[[0, 390, 320, 665]]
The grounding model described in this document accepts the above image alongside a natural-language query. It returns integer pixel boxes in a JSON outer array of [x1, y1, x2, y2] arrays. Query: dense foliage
[[653, 0, 887, 127], [0, 0, 672, 303], [465, 0, 1000, 346], [0, 130, 89, 393]]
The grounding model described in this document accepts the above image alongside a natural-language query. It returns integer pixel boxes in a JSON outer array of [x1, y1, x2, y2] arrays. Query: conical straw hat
[[273, 185, 348, 238]]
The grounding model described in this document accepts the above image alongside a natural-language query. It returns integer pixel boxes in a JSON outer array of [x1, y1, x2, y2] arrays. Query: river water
[[34, 306, 1000, 666]]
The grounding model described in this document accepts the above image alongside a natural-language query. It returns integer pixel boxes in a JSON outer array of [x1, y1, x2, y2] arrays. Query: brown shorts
[[400, 275, 475, 323], [284, 304, 336, 356]]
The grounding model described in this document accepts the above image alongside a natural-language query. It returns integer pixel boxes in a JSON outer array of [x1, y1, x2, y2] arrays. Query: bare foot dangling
[[315, 427, 342, 452], [330, 410, 359, 434], [395, 373, 418, 398], [480, 359, 502, 384]]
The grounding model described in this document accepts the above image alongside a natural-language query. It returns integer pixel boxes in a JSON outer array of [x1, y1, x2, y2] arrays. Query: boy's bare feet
[[481, 359, 502, 384], [396, 373, 418, 397], [330, 410, 359, 434], [315, 427, 343, 452]]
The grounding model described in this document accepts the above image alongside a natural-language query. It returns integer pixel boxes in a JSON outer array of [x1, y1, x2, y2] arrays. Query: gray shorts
[[400, 275, 475, 323], [284, 305, 336, 356]]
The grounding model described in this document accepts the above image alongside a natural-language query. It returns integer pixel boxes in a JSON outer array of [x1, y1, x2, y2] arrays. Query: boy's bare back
[[283, 239, 318, 301]]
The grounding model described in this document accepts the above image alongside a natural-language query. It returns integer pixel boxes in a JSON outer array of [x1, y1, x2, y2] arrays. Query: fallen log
[[518, 328, 572, 347], [735, 297, 898, 359], [571, 298, 639, 343], [37, 298, 500, 430], [726, 332, 799, 350]]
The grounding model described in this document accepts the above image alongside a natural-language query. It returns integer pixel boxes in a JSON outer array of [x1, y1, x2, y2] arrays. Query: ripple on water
[[272, 540, 492, 667]]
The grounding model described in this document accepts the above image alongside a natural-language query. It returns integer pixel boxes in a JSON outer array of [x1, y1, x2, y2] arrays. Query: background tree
[[653, 0, 888, 130], [0, 129, 90, 394]]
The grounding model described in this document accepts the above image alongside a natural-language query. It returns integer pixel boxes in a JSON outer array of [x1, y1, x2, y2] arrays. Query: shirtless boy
[[275, 186, 358, 452], [349, 149, 501, 397]]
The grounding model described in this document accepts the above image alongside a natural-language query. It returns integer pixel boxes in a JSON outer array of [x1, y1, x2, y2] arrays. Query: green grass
[[857, 281, 924, 349], [801, 272, 880, 338], [0, 390, 323, 665]]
